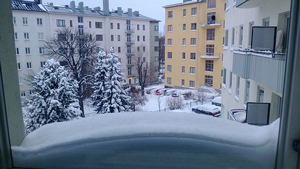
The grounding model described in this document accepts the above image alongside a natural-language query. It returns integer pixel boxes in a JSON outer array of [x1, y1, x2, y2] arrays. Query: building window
[[78, 25, 83, 35], [70, 20, 73, 27], [262, 17, 270, 26], [191, 7, 197, 16], [207, 13, 216, 24], [27, 62, 32, 69], [182, 80, 185, 86], [182, 66, 185, 74], [168, 39, 172, 46], [37, 18, 42, 25], [182, 53, 186, 59], [205, 60, 213, 72], [13, 17, 16, 24], [117, 35, 120, 41], [258, 87, 264, 102], [143, 25, 145, 30], [168, 25, 172, 32], [191, 38, 196, 46], [137, 47, 140, 52], [15, 48, 19, 55], [17, 63, 21, 70], [143, 36, 145, 41], [167, 78, 172, 84], [205, 76, 213, 87], [182, 38, 186, 46], [89, 21, 91, 28], [190, 67, 195, 74], [128, 67, 132, 76], [191, 23, 197, 31], [154, 46, 159, 51], [207, 29, 215, 41], [249, 22, 254, 47], [239, 25, 243, 46], [232, 28, 235, 45], [21, 91, 26, 97], [226, 0, 230, 10], [78, 16, 83, 23], [236, 76, 240, 96], [143, 47, 145, 52], [96, 35, 103, 41], [155, 36, 159, 41], [22, 17, 28, 25], [154, 25, 159, 31], [117, 23, 120, 29], [183, 24, 186, 31], [56, 19, 65, 27], [224, 30, 229, 46], [189, 81, 195, 88], [245, 80, 250, 103], [137, 36, 140, 41], [118, 47, 121, 53], [95, 22, 102, 28], [168, 52, 172, 59], [38, 33, 44, 40], [155, 56, 159, 62], [25, 47, 30, 55], [223, 69, 227, 85], [190, 53, 196, 60], [229, 72, 232, 88], [24, 33, 29, 40], [168, 11, 173, 18], [40, 61, 46, 68], [111, 35, 114, 41], [14, 32, 18, 40], [39, 47, 45, 54], [183, 9, 186, 17], [207, 0, 216, 9], [167, 65, 172, 72], [110, 23, 113, 29], [155, 66, 159, 72], [206, 45, 214, 56], [127, 56, 131, 65], [137, 24, 140, 30]]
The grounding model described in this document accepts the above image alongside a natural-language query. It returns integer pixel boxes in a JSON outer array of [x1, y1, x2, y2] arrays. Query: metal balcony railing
[[200, 20, 223, 27]]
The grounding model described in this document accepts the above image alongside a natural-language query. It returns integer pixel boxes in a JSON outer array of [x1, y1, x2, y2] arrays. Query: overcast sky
[[44, 0, 181, 34]]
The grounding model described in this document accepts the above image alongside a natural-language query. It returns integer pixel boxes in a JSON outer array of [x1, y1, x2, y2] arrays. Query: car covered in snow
[[198, 86, 220, 99], [192, 105, 221, 117]]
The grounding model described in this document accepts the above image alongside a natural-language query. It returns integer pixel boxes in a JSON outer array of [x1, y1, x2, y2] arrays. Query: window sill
[[225, 6, 230, 12], [231, 47, 235, 51], [190, 45, 196, 46], [228, 88, 232, 94], [235, 95, 239, 101], [206, 40, 215, 42], [191, 30, 196, 31], [205, 71, 213, 73], [190, 73, 195, 75], [207, 8, 216, 10], [223, 46, 228, 50], [190, 59, 195, 61], [222, 83, 226, 88]]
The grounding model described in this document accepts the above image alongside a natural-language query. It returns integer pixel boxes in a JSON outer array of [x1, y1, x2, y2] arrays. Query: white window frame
[[25, 47, 30, 55], [182, 38, 186, 46], [37, 18, 42, 26], [167, 65, 172, 72], [191, 38, 196, 46], [56, 19, 65, 27], [22, 17, 28, 25], [38, 33, 44, 40], [24, 33, 29, 40], [191, 23, 197, 31], [191, 7, 197, 16], [190, 67, 195, 74], [182, 66, 185, 74], [167, 77, 172, 84], [189, 81, 195, 88], [26, 62, 32, 69]]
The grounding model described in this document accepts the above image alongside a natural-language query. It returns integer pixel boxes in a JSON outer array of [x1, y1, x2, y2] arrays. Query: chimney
[[78, 2, 84, 13], [34, 0, 42, 4], [133, 11, 139, 16], [49, 2, 53, 7], [117, 7, 122, 16], [128, 8, 132, 17], [103, 0, 109, 16], [70, 1, 75, 12]]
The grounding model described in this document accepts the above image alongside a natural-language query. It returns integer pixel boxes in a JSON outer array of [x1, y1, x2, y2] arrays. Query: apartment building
[[221, 0, 290, 123], [12, 0, 159, 97], [163, 0, 225, 89]]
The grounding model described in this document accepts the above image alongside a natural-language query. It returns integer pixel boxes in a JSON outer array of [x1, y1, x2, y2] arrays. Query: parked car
[[171, 93, 179, 97], [192, 105, 221, 117], [212, 97, 221, 107], [146, 88, 155, 94], [155, 89, 163, 95], [198, 86, 220, 99]]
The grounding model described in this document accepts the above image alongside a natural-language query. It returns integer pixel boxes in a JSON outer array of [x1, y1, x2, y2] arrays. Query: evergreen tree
[[93, 47, 131, 113], [26, 59, 81, 134]]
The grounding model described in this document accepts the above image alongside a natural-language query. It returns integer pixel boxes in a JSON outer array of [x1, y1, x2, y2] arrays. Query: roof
[[163, 0, 202, 8], [12, 0, 46, 12]]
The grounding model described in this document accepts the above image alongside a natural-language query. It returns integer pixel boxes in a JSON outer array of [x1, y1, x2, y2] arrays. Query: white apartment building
[[12, 0, 160, 98], [221, 0, 290, 123]]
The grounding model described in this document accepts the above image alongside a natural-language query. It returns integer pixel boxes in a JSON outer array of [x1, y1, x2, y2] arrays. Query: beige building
[[163, 0, 225, 89]]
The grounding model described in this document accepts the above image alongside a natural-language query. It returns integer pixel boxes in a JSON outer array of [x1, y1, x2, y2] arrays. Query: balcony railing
[[125, 40, 135, 45], [236, 0, 270, 8], [199, 53, 221, 59], [232, 50, 286, 94], [125, 28, 135, 34], [200, 20, 223, 27]]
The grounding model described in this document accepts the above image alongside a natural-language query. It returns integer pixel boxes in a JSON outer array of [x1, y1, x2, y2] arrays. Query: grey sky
[[44, 0, 181, 34]]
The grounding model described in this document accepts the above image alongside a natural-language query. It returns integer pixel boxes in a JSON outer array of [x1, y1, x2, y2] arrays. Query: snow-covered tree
[[26, 59, 81, 134], [92, 47, 131, 113]]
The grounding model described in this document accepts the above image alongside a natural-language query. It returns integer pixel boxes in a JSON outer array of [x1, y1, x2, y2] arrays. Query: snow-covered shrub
[[183, 91, 194, 100], [91, 47, 131, 113], [127, 86, 148, 110], [166, 97, 184, 110], [25, 59, 81, 134]]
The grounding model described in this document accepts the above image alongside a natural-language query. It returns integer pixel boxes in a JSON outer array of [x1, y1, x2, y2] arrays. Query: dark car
[[192, 105, 221, 117]]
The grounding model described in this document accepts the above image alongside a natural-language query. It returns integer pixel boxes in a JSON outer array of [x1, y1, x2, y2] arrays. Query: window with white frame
[[78, 16, 83, 23], [262, 17, 270, 26], [206, 45, 214, 56], [239, 25, 243, 46], [89, 21, 92, 28], [118, 47, 121, 53], [205, 60, 213, 72], [223, 68, 227, 85], [226, 0, 230, 10], [20, 91, 25, 97], [70, 20, 73, 27], [143, 25, 145, 30], [37, 18, 42, 25], [182, 38, 186, 46], [245, 80, 250, 103], [154, 25, 158, 31], [207, 29, 215, 41], [207, 13, 216, 24], [229, 72, 232, 88], [128, 67, 132, 76], [191, 23, 197, 31], [182, 52, 185, 59], [224, 30, 229, 46], [110, 23, 114, 29], [190, 53, 196, 60], [190, 67, 195, 74], [236, 76, 240, 96], [14, 32, 18, 40], [155, 56, 158, 62], [13, 17, 16, 24], [167, 77, 172, 84], [168, 25, 172, 32], [143, 36, 146, 41], [191, 38, 196, 46], [38, 33, 44, 40], [22, 17, 28, 25], [95, 22, 102, 28], [167, 65, 172, 72], [25, 47, 30, 55], [111, 35, 114, 41], [56, 19, 65, 27], [168, 52, 172, 59], [189, 81, 195, 88], [154, 46, 159, 51], [24, 33, 29, 40], [249, 21, 254, 47], [39, 47, 45, 54], [155, 36, 159, 41], [183, 24, 186, 31], [183, 9, 186, 17], [118, 35, 120, 41], [27, 62, 32, 69], [207, 0, 216, 9], [182, 66, 185, 74], [205, 76, 213, 87], [137, 36, 140, 41], [232, 28, 235, 45], [17, 63, 21, 70], [40, 61, 46, 68], [137, 24, 140, 30], [15, 48, 19, 55], [191, 8, 197, 16], [182, 80, 185, 86], [96, 35, 103, 41], [117, 23, 120, 29], [168, 39, 172, 46], [168, 11, 173, 18]]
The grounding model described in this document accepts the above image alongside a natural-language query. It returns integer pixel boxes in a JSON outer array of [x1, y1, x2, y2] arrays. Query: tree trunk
[[78, 82, 85, 117]]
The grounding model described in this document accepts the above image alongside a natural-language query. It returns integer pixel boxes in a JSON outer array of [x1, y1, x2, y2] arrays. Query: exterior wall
[[149, 21, 160, 82], [164, 0, 225, 89], [221, 0, 290, 121]]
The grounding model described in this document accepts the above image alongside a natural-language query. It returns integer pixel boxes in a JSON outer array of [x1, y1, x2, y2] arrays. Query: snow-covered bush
[[183, 91, 194, 100], [127, 86, 148, 110], [166, 97, 184, 110], [25, 59, 81, 134], [91, 47, 131, 113]]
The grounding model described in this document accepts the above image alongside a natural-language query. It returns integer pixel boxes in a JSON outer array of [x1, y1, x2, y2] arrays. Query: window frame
[[191, 7, 197, 16], [205, 60, 214, 72], [207, 29, 215, 41], [190, 53, 196, 60]]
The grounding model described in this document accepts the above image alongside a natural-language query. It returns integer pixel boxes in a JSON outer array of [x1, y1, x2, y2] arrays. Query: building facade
[[12, 0, 160, 98], [163, 0, 225, 89], [221, 0, 290, 123]]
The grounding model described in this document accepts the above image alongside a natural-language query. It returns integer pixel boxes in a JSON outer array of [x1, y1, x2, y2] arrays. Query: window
[[25, 47, 30, 55], [117, 23, 120, 29], [168, 25, 172, 32], [190, 53, 196, 60], [40, 61, 46, 68], [39, 47, 45, 54], [38, 33, 44, 40], [191, 8, 197, 16], [191, 23, 197, 31], [189, 81, 195, 88], [155, 36, 159, 41], [229, 72, 232, 88], [190, 67, 195, 74], [143, 36, 145, 41], [137, 36, 140, 41], [89, 21, 91, 28], [22, 17, 28, 25], [167, 65, 172, 72], [207, 13, 216, 24], [143, 25, 145, 30], [137, 47, 140, 52], [167, 77, 172, 84], [155, 56, 159, 62], [154, 46, 159, 51], [183, 24, 186, 31], [111, 35, 114, 41], [37, 18, 42, 25], [191, 38, 196, 46], [15, 48, 19, 55], [78, 16, 83, 23], [20, 91, 25, 97], [17, 63, 21, 70], [205, 76, 213, 87], [182, 53, 185, 59], [182, 38, 186, 46], [127, 56, 132, 65], [249, 22, 254, 47], [143, 47, 145, 52], [208, 0, 216, 9], [236, 76, 240, 96], [206, 45, 214, 56], [137, 24, 140, 30], [13, 17, 16, 24], [24, 33, 29, 40], [239, 25, 243, 46], [78, 25, 83, 35], [207, 29, 215, 41], [262, 17, 270, 26], [245, 80, 250, 103], [205, 60, 213, 72], [56, 19, 65, 27], [223, 69, 227, 85], [183, 9, 186, 17], [168, 11, 173, 18], [27, 62, 32, 69], [14, 32, 18, 40], [110, 23, 113, 29], [70, 20, 73, 27], [154, 25, 158, 31], [167, 52, 172, 59], [118, 47, 121, 53], [224, 30, 229, 46], [128, 67, 132, 76], [232, 28, 235, 45], [182, 66, 185, 74], [118, 35, 120, 41], [182, 80, 185, 86], [168, 39, 172, 46], [155, 66, 159, 72], [95, 22, 102, 28], [96, 35, 103, 41], [258, 87, 264, 102], [225, 0, 230, 10]]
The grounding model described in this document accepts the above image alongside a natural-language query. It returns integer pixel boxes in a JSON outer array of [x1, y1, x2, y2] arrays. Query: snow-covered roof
[[163, 0, 202, 8]]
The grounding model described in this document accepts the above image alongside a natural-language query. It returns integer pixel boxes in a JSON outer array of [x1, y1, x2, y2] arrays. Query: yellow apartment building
[[163, 0, 225, 89]]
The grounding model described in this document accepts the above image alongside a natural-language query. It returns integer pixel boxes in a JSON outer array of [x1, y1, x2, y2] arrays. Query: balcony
[[199, 53, 221, 59], [236, 0, 273, 8], [125, 28, 135, 34], [125, 40, 135, 45], [232, 50, 285, 94], [200, 20, 222, 28]]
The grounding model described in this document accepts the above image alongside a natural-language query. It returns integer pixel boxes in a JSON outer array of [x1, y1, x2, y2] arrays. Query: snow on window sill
[[183, 45, 186, 46], [228, 88, 232, 94], [235, 95, 239, 101], [206, 40, 215, 42], [205, 71, 213, 73], [190, 59, 196, 61], [190, 73, 195, 75], [191, 30, 196, 31], [168, 45, 172, 46], [182, 73, 185, 74], [207, 8, 216, 10], [189, 86, 195, 89], [182, 59, 185, 60], [222, 83, 226, 88], [223, 46, 228, 50], [243, 104, 247, 109], [191, 15, 197, 17], [190, 45, 196, 46], [183, 30, 186, 32], [231, 47, 235, 51], [225, 6, 230, 12]]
